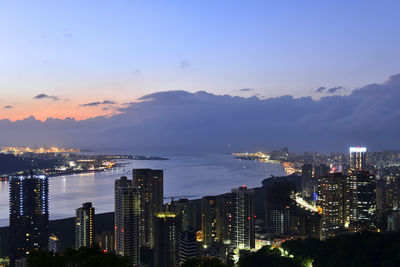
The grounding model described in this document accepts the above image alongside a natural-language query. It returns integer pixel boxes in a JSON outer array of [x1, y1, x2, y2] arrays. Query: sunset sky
[[1, 0, 400, 121]]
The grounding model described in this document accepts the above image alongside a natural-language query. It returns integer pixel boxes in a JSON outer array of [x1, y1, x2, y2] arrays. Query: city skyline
[[2, 1, 400, 266]]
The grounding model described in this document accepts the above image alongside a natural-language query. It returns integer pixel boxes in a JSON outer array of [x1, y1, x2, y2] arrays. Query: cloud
[[315, 87, 326, 93], [3, 105, 13, 109], [327, 86, 344, 94], [1, 74, 400, 153], [33, 93, 59, 101], [79, 100, 116, 107], [181, 60, 190, 69], [132, 70, 141, 75], [240, 88, 254, 92]]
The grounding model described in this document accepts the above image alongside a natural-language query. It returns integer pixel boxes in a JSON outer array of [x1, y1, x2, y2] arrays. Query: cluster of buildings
[[6, 146, 400, 266]]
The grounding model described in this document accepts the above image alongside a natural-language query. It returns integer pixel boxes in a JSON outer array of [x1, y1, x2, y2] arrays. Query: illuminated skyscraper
[[201, 196, 218, 245], [153, 213, 180, 267], [317, 173, 349, 239], [350, 147, 367, 171], [9, 174, 49, 264], [132, 169, 163, 248], [115, 176, 140, 266], [75, 202, 95, 249], [230, 186, 255, 250], [348, 171, 376, 231]]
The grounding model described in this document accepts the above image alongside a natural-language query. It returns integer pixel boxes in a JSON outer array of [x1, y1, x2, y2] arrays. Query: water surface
[[0, 153, 284, 226]]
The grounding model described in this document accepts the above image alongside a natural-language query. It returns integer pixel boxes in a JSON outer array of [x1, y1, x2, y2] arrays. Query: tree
[[181, 257, 228, 267], [238, 246, 301, 267], [28, 246, 130, 267]]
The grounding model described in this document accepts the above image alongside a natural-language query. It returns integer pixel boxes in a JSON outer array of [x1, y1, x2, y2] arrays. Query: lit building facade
[[9, 174, 49, 263], [75, 202, 95, 249], [132, 169, 163, 248], [349, 171, 376, 231], [48, 234, 60, 253], [317, 173, 349, 239], [96, 231, 115, 253], [201, 196, 218, 245], [115, 176, 140, 266], [230, 186, 255, 250], [350, 147, 367, 171]]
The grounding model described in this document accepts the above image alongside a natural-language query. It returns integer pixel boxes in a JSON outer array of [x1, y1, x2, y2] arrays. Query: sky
[[1, 74, 400, 153], [1, 0, 400, 121]]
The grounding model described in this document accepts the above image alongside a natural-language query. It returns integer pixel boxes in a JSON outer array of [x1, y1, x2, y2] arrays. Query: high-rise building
[[75, 202, 95, 249], [188, 199, 202, 231], [96, 231, 115, 253], [115, 176, 140, 266], [350, 147, 367, 171], [387, 209, 400, 232], [317, 173, 350, 239], [132, 169, 163, 248], [265, 179, 296, 234], [48, 234, 60, 253], [349, 171, 376, 231], [178, 227, 197, 265], [9, 174, 49, 263], [230, 186, 255, 250], [314, 164, 330, 178], [153, 213, 181, 267], [216, 193, 233, 244], [301, 164, 313, 194], [201, 196, 218, 245], [168, 198, 192, 232]]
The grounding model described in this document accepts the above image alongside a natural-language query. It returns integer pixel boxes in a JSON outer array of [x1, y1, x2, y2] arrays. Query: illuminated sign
[[349, 147, 367, 153]]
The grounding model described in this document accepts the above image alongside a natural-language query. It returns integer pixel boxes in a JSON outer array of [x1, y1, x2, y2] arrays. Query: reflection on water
[[0, 153, 284, 226]]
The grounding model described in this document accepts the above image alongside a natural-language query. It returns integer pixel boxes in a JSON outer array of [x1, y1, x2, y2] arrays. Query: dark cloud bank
[[2, 74, 400, 153]]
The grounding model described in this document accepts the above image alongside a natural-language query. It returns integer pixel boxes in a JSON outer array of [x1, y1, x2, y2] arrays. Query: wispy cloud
[[33, 93, 59, 101], [315, 86, 344, 94], [240, 88, 254, 92], [181, 60, 190, 69], [327, 86, 344, 94], [3, 105, 13, 109], [79, 100, 116, 107]]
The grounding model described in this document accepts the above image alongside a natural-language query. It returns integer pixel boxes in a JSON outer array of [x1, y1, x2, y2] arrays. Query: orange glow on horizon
[[0, 100, 124, 122]]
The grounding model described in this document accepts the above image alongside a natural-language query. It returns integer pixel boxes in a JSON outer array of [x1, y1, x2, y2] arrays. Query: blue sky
[[1, 0, 400, 120]]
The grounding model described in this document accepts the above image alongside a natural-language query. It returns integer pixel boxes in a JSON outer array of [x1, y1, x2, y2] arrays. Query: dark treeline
[[282, 232, 400, 267], [28, 246, 130, 267], [179, 232, 400, 267], [0, 154, 59, 175]]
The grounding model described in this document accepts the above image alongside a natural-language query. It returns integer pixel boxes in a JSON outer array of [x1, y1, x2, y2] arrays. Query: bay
[[0, 153, 285, 227]]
